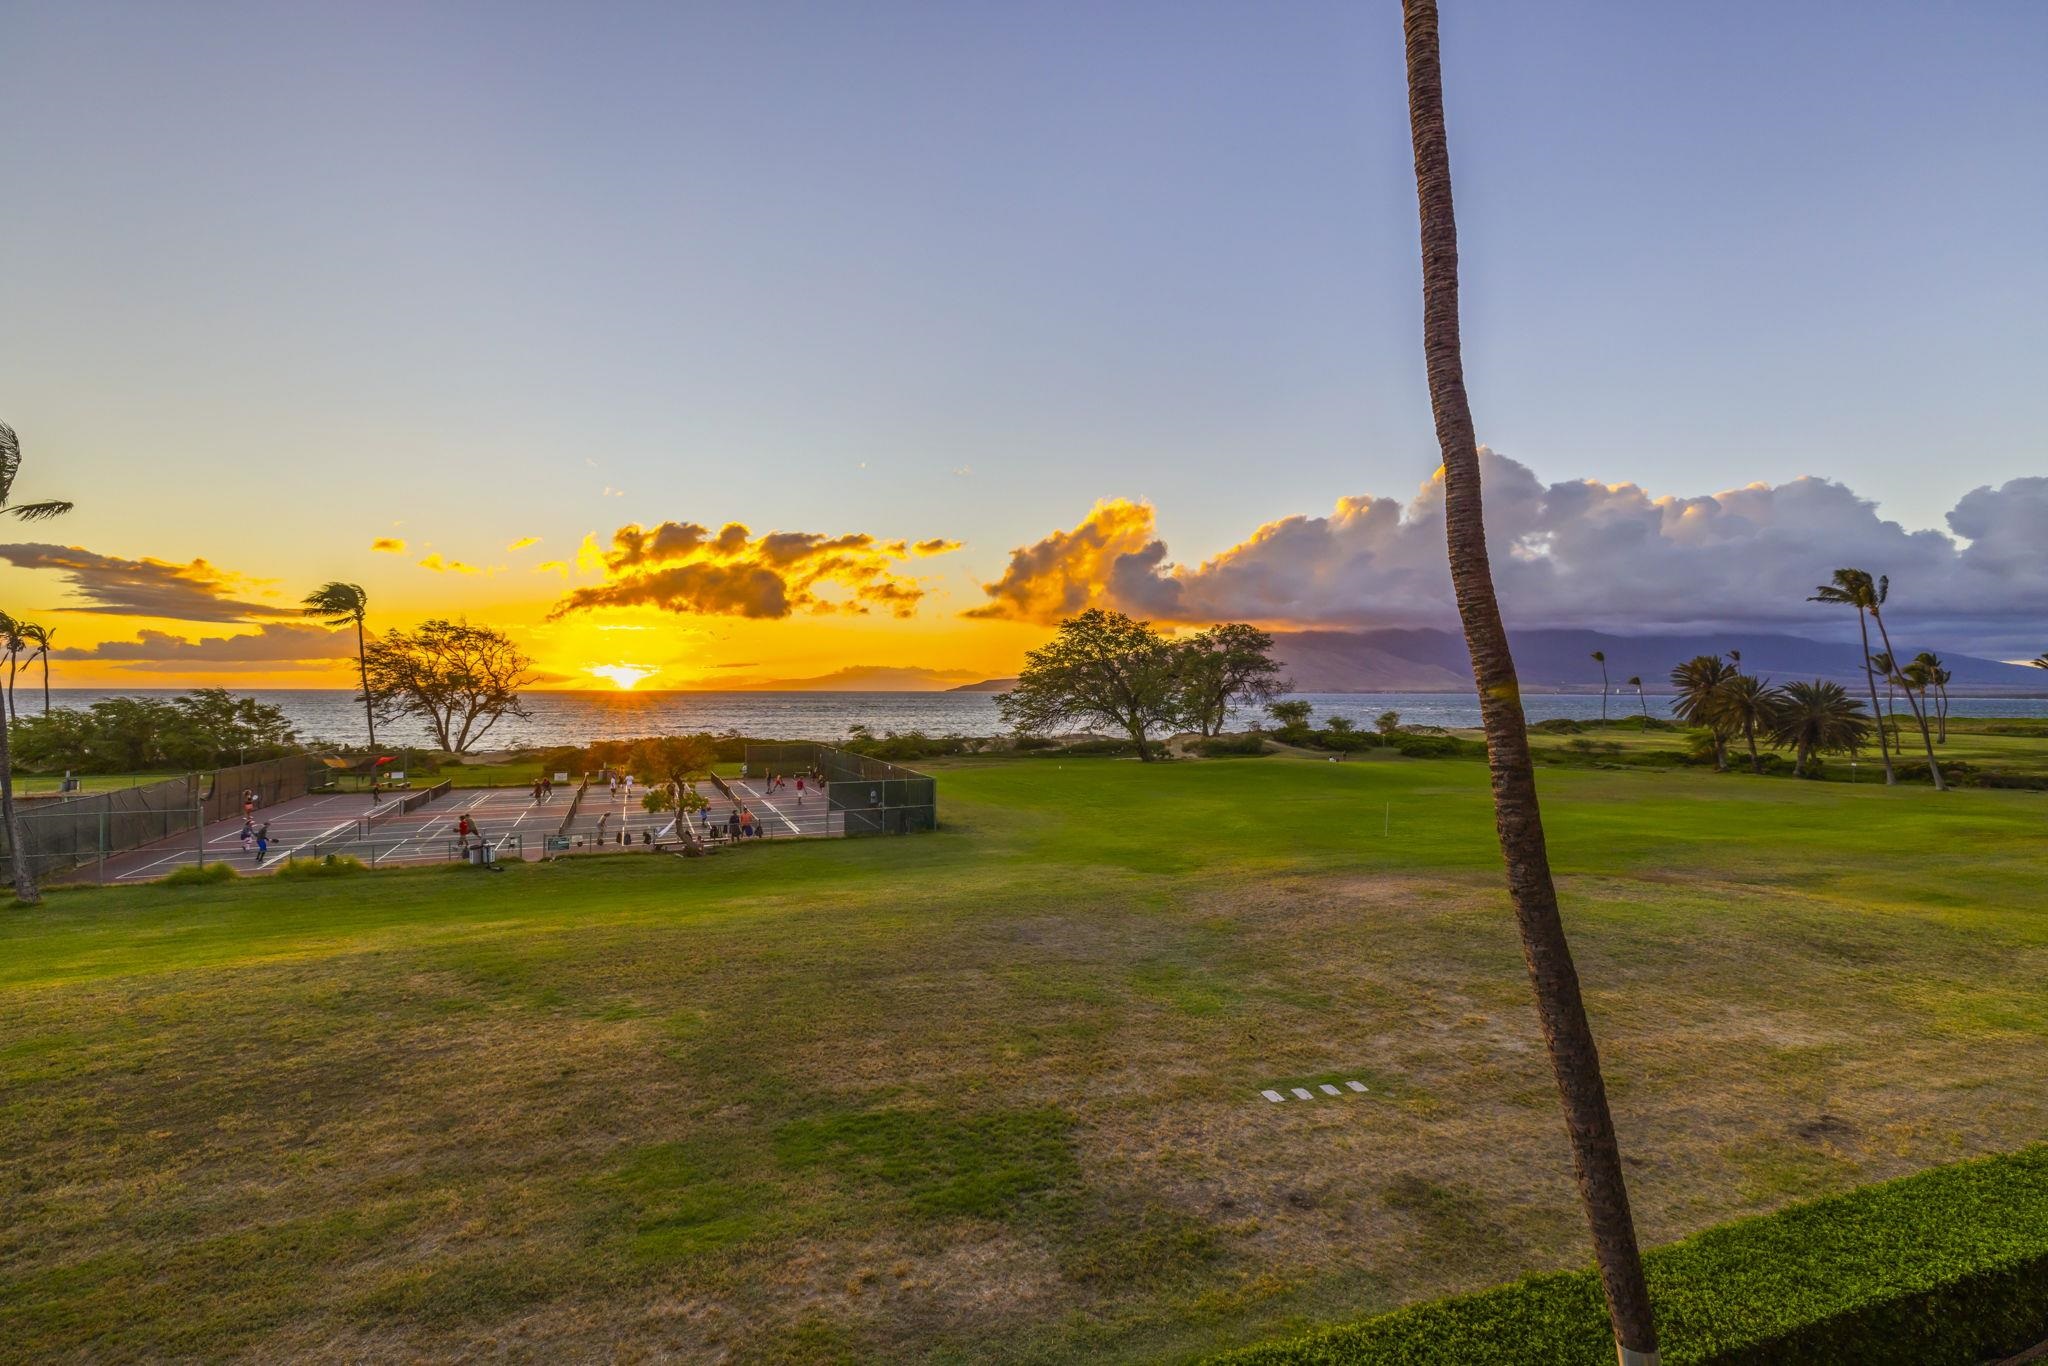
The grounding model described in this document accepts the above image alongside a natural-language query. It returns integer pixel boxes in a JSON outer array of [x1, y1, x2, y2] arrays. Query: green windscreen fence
[[2, 753, 320, 883], [742, 743, 937, 836]]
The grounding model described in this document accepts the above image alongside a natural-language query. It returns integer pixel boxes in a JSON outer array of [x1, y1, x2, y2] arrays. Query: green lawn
[[3, 752, 2047, 1361]]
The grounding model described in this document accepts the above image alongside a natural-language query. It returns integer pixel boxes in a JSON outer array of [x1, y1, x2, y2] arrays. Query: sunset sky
[[3, 1, 2043, 689]]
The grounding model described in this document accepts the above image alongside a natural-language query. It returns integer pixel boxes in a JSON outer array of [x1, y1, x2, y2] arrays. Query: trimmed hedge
[[1218, 1145, 2048, 1366]]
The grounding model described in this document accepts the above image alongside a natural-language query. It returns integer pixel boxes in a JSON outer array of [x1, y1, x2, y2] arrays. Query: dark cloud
[[50, 624, 357, 672], [968, 455, 2048, 658], [552, 520, 957, 621], [0, 543, 298, 622]]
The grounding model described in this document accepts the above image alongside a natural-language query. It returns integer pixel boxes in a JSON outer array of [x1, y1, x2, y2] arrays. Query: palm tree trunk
[[1401, 7, 1659, 1360], [1, 661, 33, 904], [1638, 690, 1648, 720], [1869, 615, 1942, 792], [1745, 720, 1761, 774], [1599, 662, 1609, 723], [40, 652, 50, 715], [1936, 683, 1948, 743], [1855, 613, 1894, 784], [355, 615, 377, 749]]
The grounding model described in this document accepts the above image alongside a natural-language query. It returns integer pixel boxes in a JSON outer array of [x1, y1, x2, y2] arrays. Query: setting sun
[[587, 663, 657, 690]]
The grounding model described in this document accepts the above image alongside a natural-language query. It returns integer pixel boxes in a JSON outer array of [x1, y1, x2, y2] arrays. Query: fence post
[[194, 801, 206, 868]]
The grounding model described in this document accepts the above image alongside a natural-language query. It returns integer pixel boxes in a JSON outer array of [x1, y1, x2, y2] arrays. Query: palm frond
[[4, 499, 75, 522], [0, 422, 19, 504]]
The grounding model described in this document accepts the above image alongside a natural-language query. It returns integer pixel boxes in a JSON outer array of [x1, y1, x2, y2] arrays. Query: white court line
[[739, 782, 803, 835]]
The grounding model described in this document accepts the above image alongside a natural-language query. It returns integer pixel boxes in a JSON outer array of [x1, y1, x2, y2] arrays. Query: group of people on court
[[758, 772, 816, 805], [529, 775, 556, 802], [238, 789, 270, 860]]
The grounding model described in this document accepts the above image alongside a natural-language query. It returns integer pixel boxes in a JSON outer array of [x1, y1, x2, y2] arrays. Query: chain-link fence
[[3, 754, 320, 883], [743, 743, 937, 836]]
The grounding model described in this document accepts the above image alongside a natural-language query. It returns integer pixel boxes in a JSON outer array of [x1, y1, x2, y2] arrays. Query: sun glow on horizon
[[588, 663, 658, 690]]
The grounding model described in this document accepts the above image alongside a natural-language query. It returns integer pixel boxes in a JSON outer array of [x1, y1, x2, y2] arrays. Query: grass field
[[4, 751, 2047, 1361], [1494, 714, 2048, 782]]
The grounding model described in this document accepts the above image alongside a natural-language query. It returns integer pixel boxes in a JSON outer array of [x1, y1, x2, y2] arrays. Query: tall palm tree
[[1854, 583, 1943, 792], [1670, 654, 1737, 771], [1914, 652, 1950, 743], [1809, 570, 1894, 785], [302, 582, 376, 747], [18, 623, 52, 715], [1716, 673, 1783, 775], [1626, 676, 1646, 719], [0, 422, 74, 523], [1892, 655, 1945, 788], [1400, 7, 1658, 1360], [0, 611, 37, 904], [1767, 679, 1872, 777], [1868, 649, 1900, 751], [0, 423, 71, 907], [1592, 650, 1609, 723]]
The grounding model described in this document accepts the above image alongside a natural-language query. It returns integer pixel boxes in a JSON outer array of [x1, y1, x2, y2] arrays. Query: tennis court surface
[[69, 775, 847, 883]]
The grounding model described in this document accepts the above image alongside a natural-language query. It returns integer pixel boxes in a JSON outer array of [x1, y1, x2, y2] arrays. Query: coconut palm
[[1854, 584, 1944, 792], [0, 422, 73, 523], [1809, 570, 1895, 785], [1626, 675, 1646, 719], [302, 582, 377, 747], [2033, 653, 2047, 671], [1914, 652, 1950, 743], [1892, 655, 1945, 787], [1670, 654, 1738, 771], [0, 422, 71, 907], [1768, 679, 1872, 777], [18, 623, 53, 715], [1591, 650, 1609, 723], [1399, 7, 1658, 1359], [1717, 673, 1783, 775]]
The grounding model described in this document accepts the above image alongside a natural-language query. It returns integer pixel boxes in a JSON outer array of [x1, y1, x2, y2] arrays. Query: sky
[[2, 0, 2043, 689]]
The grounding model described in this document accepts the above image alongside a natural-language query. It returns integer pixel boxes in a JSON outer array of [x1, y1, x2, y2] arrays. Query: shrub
[[1385, 732, 1480, 759], [1316, 729, 1379, 753], [160, 861, 237, 887], [1008, 734, 1061, 752], [1217, 1144, 2048, 1366], [1530, 717, 1586, 734], [1196, 733, 1270, 758], [276, 854, 368, 879]]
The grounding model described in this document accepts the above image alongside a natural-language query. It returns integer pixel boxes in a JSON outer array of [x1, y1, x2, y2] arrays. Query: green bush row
[[1218, 1145, 2048, 1366]]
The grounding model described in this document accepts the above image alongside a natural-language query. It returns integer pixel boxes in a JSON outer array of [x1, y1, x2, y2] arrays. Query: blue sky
[[2, 1, 2043, 681]]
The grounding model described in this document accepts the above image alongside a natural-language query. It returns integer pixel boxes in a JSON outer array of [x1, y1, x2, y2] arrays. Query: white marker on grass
[[1290, 1087, 1312, 1100], [1347, 1080, 1369, 1093], [1319, 1083, 1341, 1096], [1261, 1090, 1284, 1103]]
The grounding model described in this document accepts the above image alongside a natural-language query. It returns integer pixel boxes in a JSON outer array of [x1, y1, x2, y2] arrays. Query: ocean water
[[33, 689, 2048, 751]]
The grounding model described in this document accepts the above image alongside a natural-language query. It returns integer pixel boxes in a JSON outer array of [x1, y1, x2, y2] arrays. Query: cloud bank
[[51, 623, 357, 672], [551, 521, 957, 621], [968, 452, 2048, 657], [0, 543, 298, 622]]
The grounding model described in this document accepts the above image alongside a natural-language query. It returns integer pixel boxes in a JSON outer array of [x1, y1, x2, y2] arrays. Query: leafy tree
[[1839, 575, 1945, 791], [997, 610, 1182, 762], [10, 691, 296, 772], [1376, 709, 1402, 736], [1590, 650, 1608, 722], [1174, 623, 1288, 736], [1809, 570, 1896, 785], [1265, 698, 1315, 743], [362, 619, 535, 754], [1400, 6, 1657, 1358], [631, 734, 717, 789], [1767, 680, 1871, 777], [303, 582, 377, 747], [1669, 654, 1738, 771]]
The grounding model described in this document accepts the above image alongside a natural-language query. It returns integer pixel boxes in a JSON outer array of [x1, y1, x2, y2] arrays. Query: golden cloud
[[550, 520, 958, 621], [370, 537, 407, 553], [507, 536, 541, 551], [418, 553, 480, 574], [962, 500, 1160, 623]]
